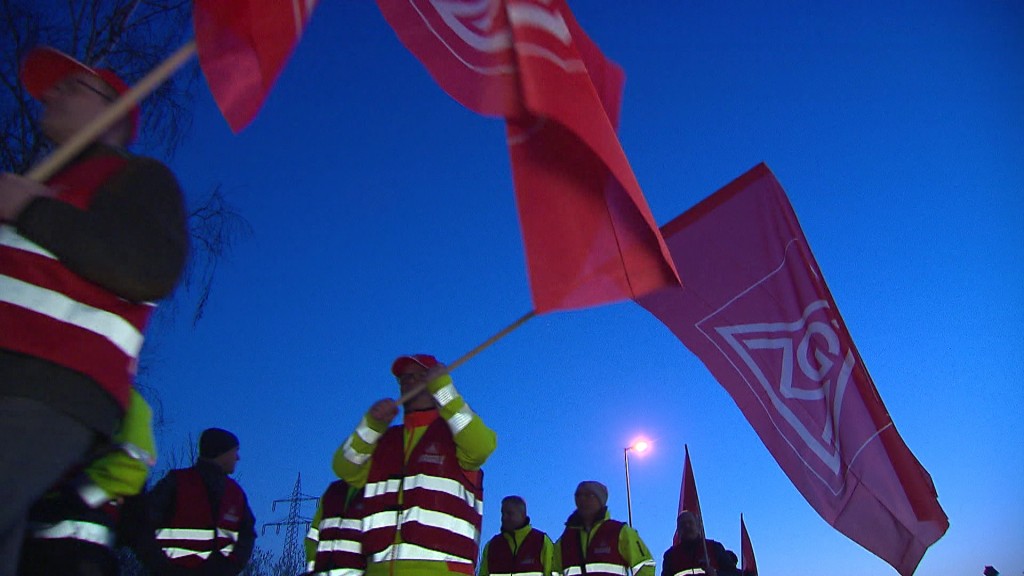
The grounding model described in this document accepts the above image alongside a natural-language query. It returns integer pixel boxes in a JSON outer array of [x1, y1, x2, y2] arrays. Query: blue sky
[[137, 2, 1022, 574]]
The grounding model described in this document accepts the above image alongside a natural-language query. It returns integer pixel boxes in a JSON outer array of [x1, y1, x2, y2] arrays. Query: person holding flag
[[0, 46, 188, 576], [662, 511, 729, 576], [332, 354, 496, 576]]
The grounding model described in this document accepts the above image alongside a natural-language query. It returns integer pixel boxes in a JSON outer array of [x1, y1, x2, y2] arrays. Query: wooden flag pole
[[26, 40, 197, 182], [396, 309, 536, 405]]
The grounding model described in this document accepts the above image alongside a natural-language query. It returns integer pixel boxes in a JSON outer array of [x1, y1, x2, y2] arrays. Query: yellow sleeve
[[332, 411, 389, 488], [305, 499, 324, 565], [542, 534, 557, 576], [552, 535, 564, 576], [478, 540, 491, 576], [427, 374, 497, 470], [619, 525, 656, 576], [84, 390, 156, 499]]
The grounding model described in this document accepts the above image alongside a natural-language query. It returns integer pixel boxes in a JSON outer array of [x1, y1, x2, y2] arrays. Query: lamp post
[[623, 439, 650, 527]]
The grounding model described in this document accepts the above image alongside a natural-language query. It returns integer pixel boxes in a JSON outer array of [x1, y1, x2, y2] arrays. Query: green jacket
[[332, 372, 497, 576], [553, 510, 655, 576], [82, 389, 156, 502], [479, 523, 556, 576]]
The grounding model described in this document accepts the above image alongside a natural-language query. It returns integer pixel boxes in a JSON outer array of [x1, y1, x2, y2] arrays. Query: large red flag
[[377, 0, 679, 312], [193, 0, 318, 132], [740, 514, 757, 576], [639, 164, 948, 575]]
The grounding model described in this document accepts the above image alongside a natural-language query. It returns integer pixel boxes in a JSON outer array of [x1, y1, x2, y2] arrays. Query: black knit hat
[[199, 428, 239, 459]]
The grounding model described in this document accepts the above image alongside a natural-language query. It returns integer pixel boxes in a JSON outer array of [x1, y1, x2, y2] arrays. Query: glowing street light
[[624, 438, 652, 526]]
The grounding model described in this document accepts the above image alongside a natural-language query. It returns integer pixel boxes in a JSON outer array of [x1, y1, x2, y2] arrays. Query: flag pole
[[26, 40, 197, 182], [396, 309, 535, 404]]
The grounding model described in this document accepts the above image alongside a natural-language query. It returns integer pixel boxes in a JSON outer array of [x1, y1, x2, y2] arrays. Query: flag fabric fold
[[638, 163, 948, 575], [377, 0, 679, 313], [740, 514, 757, 576], [193, 0, 318, 132]]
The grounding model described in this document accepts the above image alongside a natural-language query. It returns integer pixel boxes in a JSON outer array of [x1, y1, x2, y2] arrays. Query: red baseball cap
[[20, 46, 140, 143], [391, 354, 439, 377]]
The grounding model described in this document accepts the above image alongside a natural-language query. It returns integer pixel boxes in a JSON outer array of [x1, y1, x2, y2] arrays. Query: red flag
[[674, 445, 703, 541], [639, 164, 948, 575], [672, 445, 709, 567], [193, 0, 318, 132], [740, 514, 758, 576], [377, 0, 679, 312]]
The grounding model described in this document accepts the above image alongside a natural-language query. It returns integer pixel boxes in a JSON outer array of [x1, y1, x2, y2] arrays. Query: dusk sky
[[126, 2, 1022, 574]]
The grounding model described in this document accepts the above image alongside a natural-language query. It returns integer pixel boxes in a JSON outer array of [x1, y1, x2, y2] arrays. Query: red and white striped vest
[[486, 528, 548, 576], [361, 419, 484, 567], [558, 520, 629, 576], [310, 479, 366, 576], [0, 154, 154, 409], [155, 468, 246, 568]]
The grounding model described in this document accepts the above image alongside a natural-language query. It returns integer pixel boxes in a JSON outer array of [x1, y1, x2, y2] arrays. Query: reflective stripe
[[217, 527, 239, 541], [0, 225, 54, 258], [671, 570, 707, 576], [307, 560, 316, 572], [77, 483, 113, 508], [320, 568, 365, 576], [307, 526, 320, 542], [155, 527, 216, 541], [432, 383, 458, 407], [162, 547, 213, 559], [585, 564, 628, 576], [222, 544, 235, 554], [370, 542, 473, 564], [446, 405, 474, 435], [342, 436, 370, 466], [363, 506, 478, 540], [316, 538, 361, 554], [319, 517, 361, 531], [119, 441, 156, 466], [564, 565, 628, 576], [29, 520, 114, 547], [356, 417, 382, 444], [374, 473, 482, 514], [633, 559, 656, 573], [490, 572, 543, 576], [0, 273, 144, 357]]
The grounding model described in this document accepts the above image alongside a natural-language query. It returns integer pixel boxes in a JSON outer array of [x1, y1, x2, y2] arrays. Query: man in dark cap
[[332, 353, 497, 576], [662, 511, 729, 576], [144, 428, 256, 575], [554, 480, 656, 576], [0, 45, 187, 575]]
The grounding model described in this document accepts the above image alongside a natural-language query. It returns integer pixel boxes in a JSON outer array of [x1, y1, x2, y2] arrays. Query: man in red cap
[[332, 354, 497, 576], [0, 46, 188, 575]]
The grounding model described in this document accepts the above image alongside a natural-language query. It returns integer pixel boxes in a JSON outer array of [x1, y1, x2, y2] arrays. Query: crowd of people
[[0, 47, 755, 576]]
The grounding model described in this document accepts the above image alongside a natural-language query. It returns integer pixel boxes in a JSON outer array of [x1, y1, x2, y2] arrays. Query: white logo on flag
[[713, 300, 853, 475], [696, 239, 876, 494], [419, 0, 584, 73]]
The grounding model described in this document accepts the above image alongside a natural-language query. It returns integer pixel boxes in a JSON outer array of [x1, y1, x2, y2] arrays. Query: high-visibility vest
[[26, 494, 119, 550], [0, 154, 153, 409], [361, 419, 484, 567], [662, 540, 720, 576], [311, 480, 366, 576], [558, 520, 631, 576], [155, 468, 247, 568], [486, 528, 547, 576]]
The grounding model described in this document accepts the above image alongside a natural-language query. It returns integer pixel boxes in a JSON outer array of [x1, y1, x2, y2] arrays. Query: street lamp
[[623, 439, 651, 526]]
